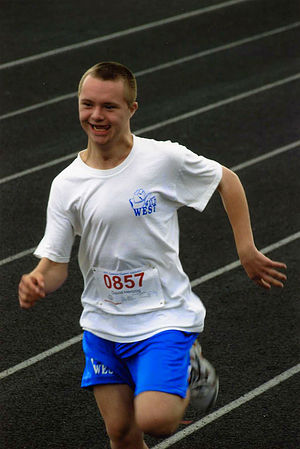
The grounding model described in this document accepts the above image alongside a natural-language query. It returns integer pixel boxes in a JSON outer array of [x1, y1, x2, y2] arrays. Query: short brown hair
[[78, 61, 137, 107]]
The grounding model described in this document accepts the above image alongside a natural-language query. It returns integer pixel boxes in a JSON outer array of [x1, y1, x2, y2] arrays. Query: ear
[[129, 101, 138, 118]]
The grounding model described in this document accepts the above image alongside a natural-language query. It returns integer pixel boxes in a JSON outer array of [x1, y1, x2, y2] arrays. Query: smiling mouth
[[89, 123, 111, 131]]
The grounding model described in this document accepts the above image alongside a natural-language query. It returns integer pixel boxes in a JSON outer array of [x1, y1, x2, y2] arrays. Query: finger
[[254, 278, 271, 289], [33, 285, 45, 298], [19, 299, 33, 309], [264, 268, 287, 282], [33, 275, 46, 297], [267, 260, 287, 270], [19, 288, 41, 308], [261, 273, 285, 288], [18, 283, 32, 302], [18, 280, 43, 307], [21, 276, 45, 298], [19, 295, 35, 309], [34, 274, 45, 290], [253, 273, 284, 289], [18, 281, 35, 300]]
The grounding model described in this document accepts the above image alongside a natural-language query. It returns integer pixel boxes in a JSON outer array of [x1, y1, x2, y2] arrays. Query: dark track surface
[[1, 1, 299, 448]]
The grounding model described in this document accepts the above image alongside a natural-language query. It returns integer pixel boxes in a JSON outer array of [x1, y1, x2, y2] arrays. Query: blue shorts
[[81, 330, 198, 398]]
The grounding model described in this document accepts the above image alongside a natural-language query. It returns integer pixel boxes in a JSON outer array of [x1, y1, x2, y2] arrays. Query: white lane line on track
[[0, 334, 83, 381], [0, 152, 79, 187], [0, 92, 77, 121], [136, 73, 300, 135], [1, 72, 300, 186], [230, 140, 300, 172], [1, 20, 299, 122], [0, 142, 298, 268], [0, 230, 299, 381], [151, 363, 300, 449], [0, 0, 249, 71], [0, 247, 37, 268], [190, 230, 300, 287]]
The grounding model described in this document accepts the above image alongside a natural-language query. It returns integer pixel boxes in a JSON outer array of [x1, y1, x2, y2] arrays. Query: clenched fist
[[18, 273, 45, 309]]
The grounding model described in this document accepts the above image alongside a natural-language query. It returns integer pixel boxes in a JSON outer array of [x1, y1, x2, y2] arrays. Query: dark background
[[1, 1, 299, 448]]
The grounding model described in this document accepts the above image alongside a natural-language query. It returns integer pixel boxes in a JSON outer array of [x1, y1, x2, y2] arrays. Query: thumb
[[31, 272, 46, 296]]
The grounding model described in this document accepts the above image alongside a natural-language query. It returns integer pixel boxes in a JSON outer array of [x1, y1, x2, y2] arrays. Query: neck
[[82, 134, 133, 169]]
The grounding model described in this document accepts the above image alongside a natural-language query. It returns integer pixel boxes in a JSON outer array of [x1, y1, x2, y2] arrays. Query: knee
[[135, 391, 187, 437], [106, 420, 139, 445], [136, 412, 179, 438]]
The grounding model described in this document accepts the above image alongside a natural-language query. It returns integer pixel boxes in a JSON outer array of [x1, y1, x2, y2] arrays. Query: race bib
[[92, 266, 165, 315]]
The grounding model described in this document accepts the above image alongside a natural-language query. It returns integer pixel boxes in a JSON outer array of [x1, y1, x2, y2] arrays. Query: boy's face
[[78, 75, 137, 148]]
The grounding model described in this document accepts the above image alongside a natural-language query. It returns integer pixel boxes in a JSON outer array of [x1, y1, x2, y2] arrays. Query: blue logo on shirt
[[129, 188, 157, 217]]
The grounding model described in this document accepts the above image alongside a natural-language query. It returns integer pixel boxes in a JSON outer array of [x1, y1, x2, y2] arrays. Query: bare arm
[[18, 258, 68, 309], [217, 166, 287, 289]]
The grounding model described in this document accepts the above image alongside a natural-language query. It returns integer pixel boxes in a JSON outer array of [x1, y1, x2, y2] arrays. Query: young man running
[[18, 62, 287, 449]]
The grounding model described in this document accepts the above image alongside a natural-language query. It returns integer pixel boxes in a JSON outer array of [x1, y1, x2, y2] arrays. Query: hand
[[240, 248, 287, 289], [18, 273, 46, 309]]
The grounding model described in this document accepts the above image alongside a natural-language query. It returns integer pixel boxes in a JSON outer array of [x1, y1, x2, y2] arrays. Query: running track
[[0, 1, 299, 448]]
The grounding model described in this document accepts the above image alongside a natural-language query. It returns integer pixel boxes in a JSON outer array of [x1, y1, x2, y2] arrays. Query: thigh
[[135, 390, 188, 413], [134, 390, 189, 436], [125, 331, 197, 436], [94, 383, 135, 426], [94, 385, 151, 448], [94, 383, 146, 445]]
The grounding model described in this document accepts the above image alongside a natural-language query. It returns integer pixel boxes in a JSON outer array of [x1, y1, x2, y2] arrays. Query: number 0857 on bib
[[92, 266, 165, 315]]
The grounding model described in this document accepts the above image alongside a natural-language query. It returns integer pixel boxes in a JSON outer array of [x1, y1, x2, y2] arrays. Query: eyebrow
[[79, 98, 119, 105]]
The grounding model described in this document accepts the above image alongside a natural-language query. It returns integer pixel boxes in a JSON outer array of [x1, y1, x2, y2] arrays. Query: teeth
[[92, 124, 109, 130]]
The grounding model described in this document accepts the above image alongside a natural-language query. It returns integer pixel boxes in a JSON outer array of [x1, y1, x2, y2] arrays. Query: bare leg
[[93, 384, 149, 449], [135, 390, 190, 438]]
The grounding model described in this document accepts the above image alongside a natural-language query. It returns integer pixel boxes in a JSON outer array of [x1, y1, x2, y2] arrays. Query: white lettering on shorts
[[91, 358, 114, 375]]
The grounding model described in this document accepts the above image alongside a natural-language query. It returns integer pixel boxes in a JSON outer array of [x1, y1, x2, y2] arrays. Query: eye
[[104, 104, 116, 110], [81, 101, 93, 108]]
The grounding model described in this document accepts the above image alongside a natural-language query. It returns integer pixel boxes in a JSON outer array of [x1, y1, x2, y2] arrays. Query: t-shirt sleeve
[[34, 179, 76, 263], [175, 146, 222, 211]]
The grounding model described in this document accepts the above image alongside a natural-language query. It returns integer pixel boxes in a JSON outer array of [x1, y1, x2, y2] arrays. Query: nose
[[91, 106, 104, 121]]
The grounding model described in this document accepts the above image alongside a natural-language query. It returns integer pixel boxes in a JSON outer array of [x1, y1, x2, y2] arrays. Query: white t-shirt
[[35, 135, 222, 342]]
